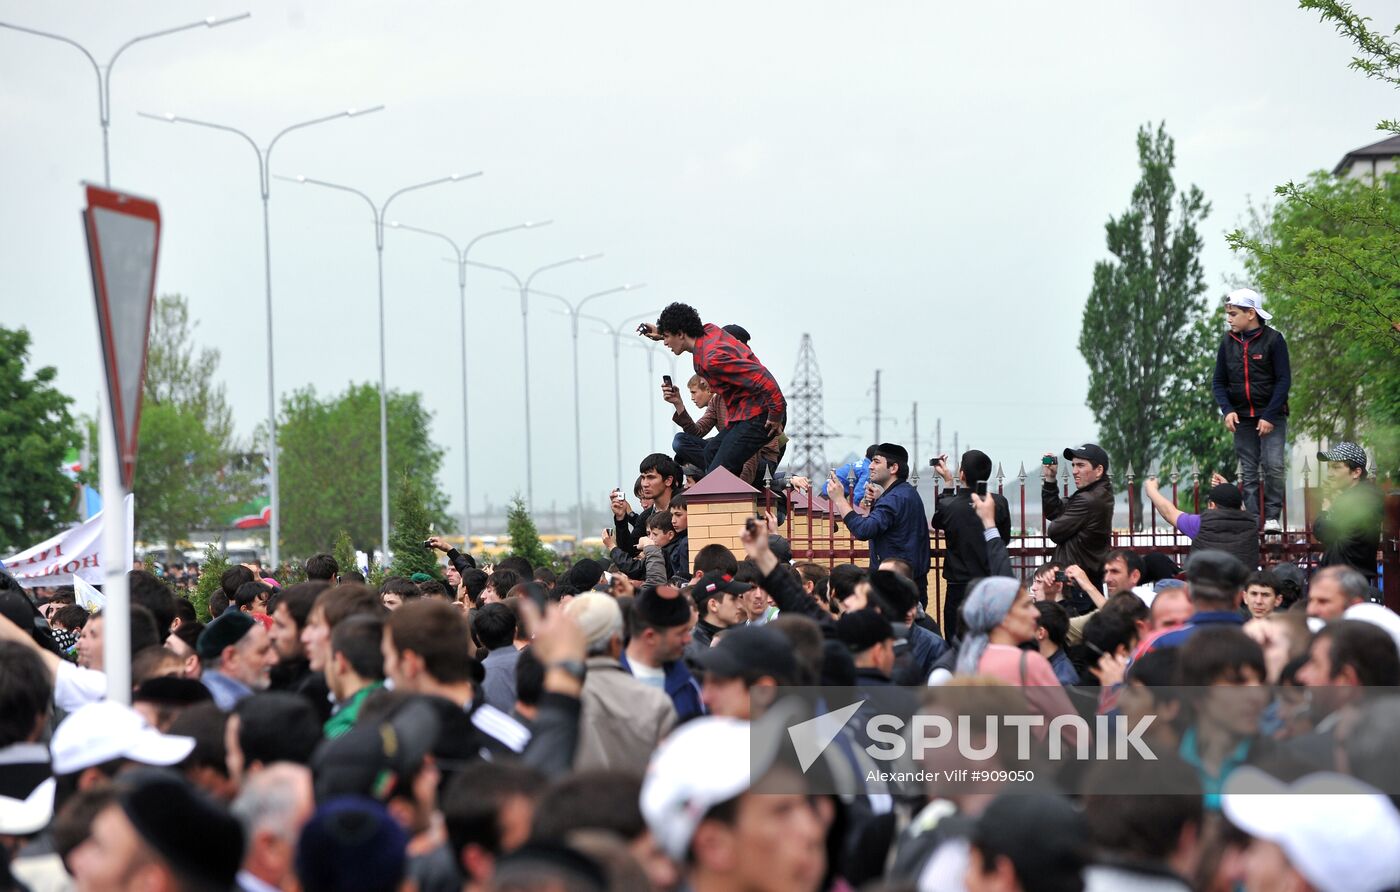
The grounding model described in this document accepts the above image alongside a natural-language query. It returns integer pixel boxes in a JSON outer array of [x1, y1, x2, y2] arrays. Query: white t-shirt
[[629, 660, 666, 690]]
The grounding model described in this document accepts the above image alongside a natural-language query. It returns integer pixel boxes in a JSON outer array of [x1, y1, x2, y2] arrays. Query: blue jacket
[[620, 652, 704, 722], [843, 480, 931, 583], [823, 457, 872, 504], [907, 623, 948, 678]]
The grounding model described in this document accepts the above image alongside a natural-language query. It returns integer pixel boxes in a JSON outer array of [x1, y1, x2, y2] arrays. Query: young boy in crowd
[[1243, 570, 1282, 620]]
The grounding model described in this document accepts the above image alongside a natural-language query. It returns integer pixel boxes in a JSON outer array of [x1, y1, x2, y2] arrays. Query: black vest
[[1192, 508, 1261, 571], [1221, 325, 1288, 418]]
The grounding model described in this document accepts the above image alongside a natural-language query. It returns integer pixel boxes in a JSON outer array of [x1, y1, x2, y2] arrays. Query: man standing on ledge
[[829, 443, 930, 601], [642, 303, 785, 479], [1043, 443, 1115, 596], [1212, 288, 1291, 532]]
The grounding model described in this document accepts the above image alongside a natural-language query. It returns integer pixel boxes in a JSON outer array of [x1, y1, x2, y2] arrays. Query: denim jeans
[[671, 432, 709, 470], [1235, 417, 1287, 521], [703, 417, 770, 478]]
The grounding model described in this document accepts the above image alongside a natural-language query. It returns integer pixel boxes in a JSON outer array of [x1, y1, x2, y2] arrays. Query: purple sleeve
[[1175, 513, 1202, 539]]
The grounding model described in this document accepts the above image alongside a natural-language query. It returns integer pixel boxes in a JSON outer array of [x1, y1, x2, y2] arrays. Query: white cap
[[1344, 602, 1400, 658], [1222, 767, 1400, 892], [641, 717, 755, 861], [0, 777, 54, 835], [50, 701, 196, 775], [1226, 288, 1272, 321]]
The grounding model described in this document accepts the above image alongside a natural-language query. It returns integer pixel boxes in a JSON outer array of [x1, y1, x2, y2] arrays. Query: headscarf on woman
[[955, 576, 1022, 676]]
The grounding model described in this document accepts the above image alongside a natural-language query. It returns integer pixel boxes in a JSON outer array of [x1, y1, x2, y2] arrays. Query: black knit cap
[[633, 585, 691, 628], [195, 610, 255, 660], [836, 608, 894, 653], [565, 558, 606, 592], [117, 769, 244, 889]]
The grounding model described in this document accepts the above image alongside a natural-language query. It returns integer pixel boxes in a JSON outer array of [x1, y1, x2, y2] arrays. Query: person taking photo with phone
[[828, 443, 931, 600], [1043, 444, 1115, 594], [930, 449, 1010, 640], [641, 302, 784, 480], [1211, 288, 1291, 532]]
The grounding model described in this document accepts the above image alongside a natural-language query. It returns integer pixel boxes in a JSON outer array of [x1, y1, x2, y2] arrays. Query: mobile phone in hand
[[662, 375, 672, 388], [975, 481, 988, 497]]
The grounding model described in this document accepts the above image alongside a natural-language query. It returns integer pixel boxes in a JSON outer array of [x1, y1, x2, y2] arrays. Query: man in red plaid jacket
[[643, 302, 785, 480]]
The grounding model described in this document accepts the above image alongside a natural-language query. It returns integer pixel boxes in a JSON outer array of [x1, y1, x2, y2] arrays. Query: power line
[[787, 334, 837, 479]]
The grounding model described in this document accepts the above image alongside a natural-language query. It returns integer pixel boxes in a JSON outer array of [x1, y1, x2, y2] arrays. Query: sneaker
[[1262, 519, 1282, 533]]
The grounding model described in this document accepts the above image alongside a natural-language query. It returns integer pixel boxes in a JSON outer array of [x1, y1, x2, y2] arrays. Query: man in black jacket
[[1211, 289, 1291, 532], [1316, 442, 1384, 579], [931, 449, 1010, 641], [1043, 444, 1115, 594]]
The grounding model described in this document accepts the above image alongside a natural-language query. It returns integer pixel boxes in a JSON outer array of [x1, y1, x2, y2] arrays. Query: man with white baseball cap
[[640, 716, 825, 892], [1222, 766, 1400, 892], [50, 701, 195, 807], [1211, 288, 1291, 533]]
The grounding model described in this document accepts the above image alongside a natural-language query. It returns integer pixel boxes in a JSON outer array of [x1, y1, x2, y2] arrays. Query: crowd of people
[[0, 297, 1395, 892]]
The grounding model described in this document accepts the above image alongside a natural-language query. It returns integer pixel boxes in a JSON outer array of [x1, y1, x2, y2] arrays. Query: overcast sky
[[1, 0, 1393, 525]]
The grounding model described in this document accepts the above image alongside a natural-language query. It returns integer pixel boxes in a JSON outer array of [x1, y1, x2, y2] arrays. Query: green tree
[[277, 383, 447, 558], [0, 327, 81, 551], [1079, 123, 1210, 527], [505, 495, 555, 570], [191, 542, 229, 622], [1229, 172, 1400, 474], [134, 295, 256, 555], [388, 474, 439, 578], [1157, 304, 1238, 480], [1225, 0, 1400, 474], [333, 529, 358, 577]]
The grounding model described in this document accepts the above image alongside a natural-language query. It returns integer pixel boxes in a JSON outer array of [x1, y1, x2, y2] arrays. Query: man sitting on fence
[[1144, 474, 1260, 572]]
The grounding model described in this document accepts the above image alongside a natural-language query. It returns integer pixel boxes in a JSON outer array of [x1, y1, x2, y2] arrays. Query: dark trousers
[[942, 581, 967, 642], [672, 431, 709, 470], [1234, 417, 1287, 522], [703, 417, 770, 478]]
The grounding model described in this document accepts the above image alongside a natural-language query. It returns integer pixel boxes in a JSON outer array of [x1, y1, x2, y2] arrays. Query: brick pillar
[[683, 468, 760, 564]]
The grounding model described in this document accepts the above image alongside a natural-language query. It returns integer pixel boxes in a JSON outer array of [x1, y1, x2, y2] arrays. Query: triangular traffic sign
[[82, 185, 161, 490]]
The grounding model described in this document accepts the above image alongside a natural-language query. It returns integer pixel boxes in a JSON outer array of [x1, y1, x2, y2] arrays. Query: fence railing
[[761, 459, 1395, 630]]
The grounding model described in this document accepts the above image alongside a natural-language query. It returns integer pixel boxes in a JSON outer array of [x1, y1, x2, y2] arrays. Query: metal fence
[[763, 458, 1397, 627]]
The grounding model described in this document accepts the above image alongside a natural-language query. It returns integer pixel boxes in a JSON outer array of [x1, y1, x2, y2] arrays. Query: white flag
[[1, 495, 134, 588], [74, 577, 106, 611]]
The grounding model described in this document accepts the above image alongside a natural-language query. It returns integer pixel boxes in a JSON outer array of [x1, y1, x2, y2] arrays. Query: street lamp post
[[386, 220, 553, 542], [465, 255, 602, 507], [577, 310, 662, 486], [645, 344, 679, 449], [524, 285, 647, 537], [138, 106, 384, 570], [279, 171, 481, 559], [0, 13, 250, 185]]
